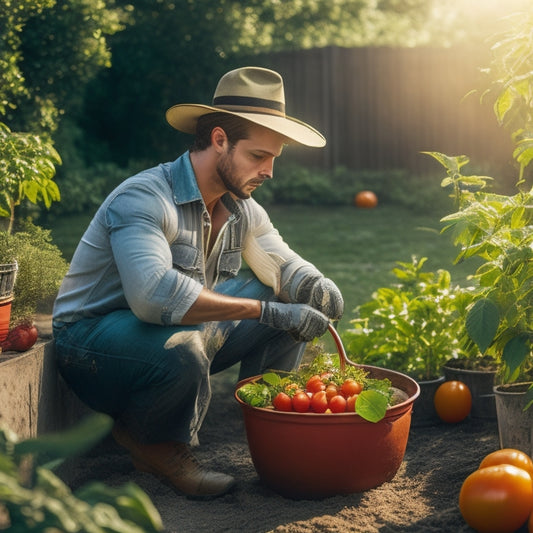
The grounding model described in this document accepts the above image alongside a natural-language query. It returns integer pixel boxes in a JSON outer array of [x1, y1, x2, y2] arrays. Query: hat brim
[[165, 104, 326, 148]]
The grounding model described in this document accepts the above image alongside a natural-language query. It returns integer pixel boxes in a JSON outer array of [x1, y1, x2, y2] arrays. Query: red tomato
[[310, 391, 328, 413], [354, 190, 378, 209], [325, 384, 339, 401], [272, 392, 292, 412], [329, 395, 347, 413], [345, 395, 358, 412], [340, 379, 363, 398], [292, 391, 310, 413], [434, 380, 472, 423], [479, 448, 533, 480], [459, 464, 533, 533], [306, 375, 325, 394]]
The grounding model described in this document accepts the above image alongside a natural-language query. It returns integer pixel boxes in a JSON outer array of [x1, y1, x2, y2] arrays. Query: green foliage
[[341, 257, 473, 381], [0, 220, 68, 325], [2, 0, 128, 135], [252, 162, 449, 213], [0, 122, 61, 232], [0, 414, 163, 532]]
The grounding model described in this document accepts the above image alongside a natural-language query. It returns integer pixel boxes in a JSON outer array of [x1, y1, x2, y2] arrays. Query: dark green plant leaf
[[502, 336, 530, 380], [14, 413, 113, 463], [466, 298, 500, 354]]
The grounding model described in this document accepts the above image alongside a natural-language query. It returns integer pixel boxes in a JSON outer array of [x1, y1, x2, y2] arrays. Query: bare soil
[[65, 368, 522, 533]]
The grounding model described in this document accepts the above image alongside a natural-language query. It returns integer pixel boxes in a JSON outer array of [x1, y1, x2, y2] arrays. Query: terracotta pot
[[0, 297, 13, 343], [442, 365, 497, 419], [494, 382, 533, 457], [235, 364, 420, 499]]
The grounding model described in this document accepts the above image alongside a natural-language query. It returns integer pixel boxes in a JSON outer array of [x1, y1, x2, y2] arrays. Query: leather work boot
[[112, 423, 236, 497]]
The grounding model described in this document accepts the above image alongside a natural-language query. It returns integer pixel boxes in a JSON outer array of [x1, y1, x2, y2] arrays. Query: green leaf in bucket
[[356, 390, 389, 422]]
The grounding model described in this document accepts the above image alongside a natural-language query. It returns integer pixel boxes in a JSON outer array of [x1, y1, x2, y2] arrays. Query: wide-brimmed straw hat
[[165, 66, 326, 148]]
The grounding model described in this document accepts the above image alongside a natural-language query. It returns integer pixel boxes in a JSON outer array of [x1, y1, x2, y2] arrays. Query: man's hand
[[259, 301, 329, 342], [294, 277, 344, 320]]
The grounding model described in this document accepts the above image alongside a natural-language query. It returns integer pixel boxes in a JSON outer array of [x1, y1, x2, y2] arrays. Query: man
[[53, 66, 343, 498]]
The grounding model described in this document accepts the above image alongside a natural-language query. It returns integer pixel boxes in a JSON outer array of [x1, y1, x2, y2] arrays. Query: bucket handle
[[327, 322, 358, 372]]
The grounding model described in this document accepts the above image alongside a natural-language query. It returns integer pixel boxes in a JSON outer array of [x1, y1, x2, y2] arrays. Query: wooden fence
[[257, 46, 515, 178]]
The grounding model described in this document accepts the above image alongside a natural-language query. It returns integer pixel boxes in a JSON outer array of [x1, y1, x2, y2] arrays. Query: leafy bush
[[253, 162, 451, 213], [341, 256, 474, 381], [0, 220, 68, 325]]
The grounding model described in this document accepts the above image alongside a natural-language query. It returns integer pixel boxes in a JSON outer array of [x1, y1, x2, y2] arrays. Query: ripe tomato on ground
[[311, 390, 329, 413], [292, 391, 310, 413], [479, 448, 533, 480], [354, 190, 378, 209], [329, 395, 347, 413], [433, 380, 472, 423], [340, 379, 363, 398], [272, 392, 292, 412], [459, 464, 533, 533]]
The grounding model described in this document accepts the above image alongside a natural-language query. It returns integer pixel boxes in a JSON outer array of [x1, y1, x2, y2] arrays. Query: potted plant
[[341, 256, 471, 425], [423, 11, 533, 453], [0, 122, 67, 352]]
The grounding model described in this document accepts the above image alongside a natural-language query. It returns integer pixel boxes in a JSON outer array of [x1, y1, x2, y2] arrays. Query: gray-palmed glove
[[259, 301, 330, 342], [294, 276, 344, 320]]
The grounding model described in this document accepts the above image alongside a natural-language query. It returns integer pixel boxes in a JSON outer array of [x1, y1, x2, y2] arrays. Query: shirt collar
[[170, 151, 242, 221]]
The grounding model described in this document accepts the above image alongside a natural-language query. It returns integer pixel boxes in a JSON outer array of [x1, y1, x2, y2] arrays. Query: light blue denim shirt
[[53, 152, 319, 326]]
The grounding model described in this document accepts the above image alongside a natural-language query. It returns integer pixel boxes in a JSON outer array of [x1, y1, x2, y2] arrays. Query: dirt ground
[[63, 366, 522, 533]]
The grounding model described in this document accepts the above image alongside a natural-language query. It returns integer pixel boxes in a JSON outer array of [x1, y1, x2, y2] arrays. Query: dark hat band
[[213, 95, 285, 117]]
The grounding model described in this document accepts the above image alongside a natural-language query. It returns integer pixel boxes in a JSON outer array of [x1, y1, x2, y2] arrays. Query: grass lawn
[[47, 203, 477, 337]]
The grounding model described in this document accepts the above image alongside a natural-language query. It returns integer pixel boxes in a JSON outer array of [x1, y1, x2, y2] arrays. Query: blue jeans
[[53, 273, 305, 444]]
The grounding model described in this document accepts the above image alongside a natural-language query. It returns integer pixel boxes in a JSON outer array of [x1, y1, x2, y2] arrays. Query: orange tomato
[[459, 464, 533, 533], [346, 395, 358, 412], [433, 380, 472, 423], [310, 390, 328, 413], [340, 378, 363, 398], [354, 190, 378, 208], [479, 448, 533, 480]]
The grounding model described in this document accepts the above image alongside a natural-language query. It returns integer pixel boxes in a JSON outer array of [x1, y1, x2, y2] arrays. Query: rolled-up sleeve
[[242, 200, 320, 297], [106, 186, 203, 325]]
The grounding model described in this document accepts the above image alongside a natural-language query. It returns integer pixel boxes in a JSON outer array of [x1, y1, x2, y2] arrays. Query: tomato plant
[[433, 380, 472, 423], [459, 464, 533, 533], [479, 448, 533, 480], [354, 190, 378, 209]]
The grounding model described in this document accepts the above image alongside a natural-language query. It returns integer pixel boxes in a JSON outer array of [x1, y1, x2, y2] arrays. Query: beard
[[216, 149, 265, 200]]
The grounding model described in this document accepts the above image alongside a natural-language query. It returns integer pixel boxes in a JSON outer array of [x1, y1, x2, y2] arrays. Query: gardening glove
[[259, 301, 330, 342]]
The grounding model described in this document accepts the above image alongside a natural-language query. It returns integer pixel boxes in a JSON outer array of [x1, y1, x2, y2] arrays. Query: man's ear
[[211, 127, 227, 154]]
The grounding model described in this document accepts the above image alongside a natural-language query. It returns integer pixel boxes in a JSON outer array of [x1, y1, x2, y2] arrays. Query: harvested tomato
[[345, 395, 358, 412], [292, 391, 310, 413], [433, 380, 472, 423], [459, 464, 533, 533], [272, 392, 292, 412], [354, 190, 378, 209], [479, 448, 533, 480], [329, 395, 347, 413], [340, 379, 363, 398], [310, 391, 328, 413], [325, 384, 339, 401], [306, 375, 325, 394]]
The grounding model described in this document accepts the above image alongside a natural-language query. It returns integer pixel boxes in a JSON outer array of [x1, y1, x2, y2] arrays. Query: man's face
[[216, 124, 285, 200]]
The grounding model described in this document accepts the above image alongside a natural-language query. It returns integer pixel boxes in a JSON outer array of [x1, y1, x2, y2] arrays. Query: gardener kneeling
[[52, 67, 343, 497]]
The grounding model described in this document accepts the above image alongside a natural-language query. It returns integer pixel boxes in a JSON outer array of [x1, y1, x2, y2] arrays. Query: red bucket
[[0, 297, 13, 343], [234, 325, 420, 499]]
